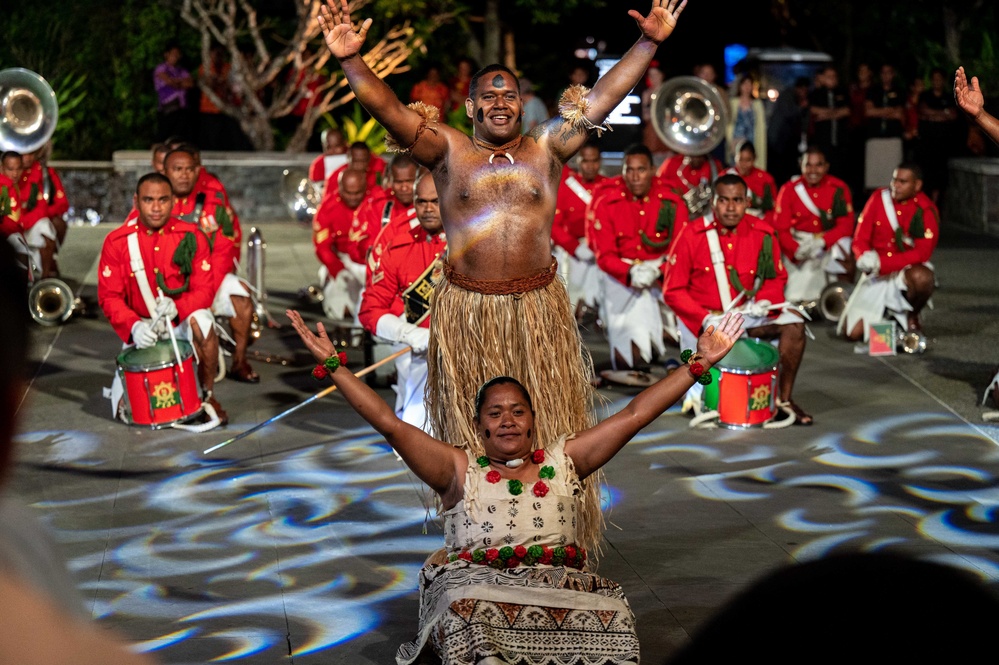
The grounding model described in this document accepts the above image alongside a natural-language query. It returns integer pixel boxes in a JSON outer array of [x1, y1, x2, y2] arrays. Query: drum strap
[[127, 232, 160, 316], [564, 176, 593, 205], [703, 213, 734, 312]]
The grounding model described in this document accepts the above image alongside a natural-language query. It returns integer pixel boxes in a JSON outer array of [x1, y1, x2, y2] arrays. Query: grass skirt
[[426, 272, 605, 556]]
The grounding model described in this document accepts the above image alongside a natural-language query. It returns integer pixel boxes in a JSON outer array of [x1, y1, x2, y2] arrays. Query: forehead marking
[[492, 74, 506, 88]]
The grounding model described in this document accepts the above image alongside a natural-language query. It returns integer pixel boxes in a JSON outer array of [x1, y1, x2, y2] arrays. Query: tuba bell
[[649, 76, 729, 217], [28, 277, 81, 326], [0, 68, 59, 154], [818, 280, 855, 323], [649, 76, 729, 157], [281, 168, 322, 223]]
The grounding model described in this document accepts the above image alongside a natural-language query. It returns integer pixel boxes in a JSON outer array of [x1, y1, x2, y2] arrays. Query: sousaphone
[[649, 76, 729, 216], [1, 68, 78, 326]]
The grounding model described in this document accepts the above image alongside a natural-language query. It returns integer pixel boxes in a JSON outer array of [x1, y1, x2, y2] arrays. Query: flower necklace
[[477, 450, 555, 497]]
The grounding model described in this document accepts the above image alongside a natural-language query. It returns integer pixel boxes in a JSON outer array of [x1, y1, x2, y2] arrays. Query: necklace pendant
[[489, 152, 515, 165], [505, 458, 524, 468]]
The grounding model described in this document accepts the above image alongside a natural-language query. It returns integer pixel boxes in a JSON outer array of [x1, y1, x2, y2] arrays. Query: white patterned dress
[[396, 437, 639, 665]]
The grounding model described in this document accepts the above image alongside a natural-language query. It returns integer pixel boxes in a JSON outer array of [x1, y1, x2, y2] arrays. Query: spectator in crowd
[[448, 58, 477, 112], [726, 74, 767, 169], [154, 43, 194, 142], [767, 77, 810, 187], [198, 44, 239, 150], [808, 66, 850, 175], [641, 62, 670, 163], [519, 78, 549, 134], [917, 67, 959, 204], [410, 64, 450, 111]]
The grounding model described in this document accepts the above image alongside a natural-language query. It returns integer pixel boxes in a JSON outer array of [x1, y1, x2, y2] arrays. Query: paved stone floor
[[7, 220, 999, 664]]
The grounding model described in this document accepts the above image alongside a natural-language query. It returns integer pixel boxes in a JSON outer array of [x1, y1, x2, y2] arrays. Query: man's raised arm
[[542, 0, 688, 161], [956, 66, 999, 146], [319, 0, 449, 166]]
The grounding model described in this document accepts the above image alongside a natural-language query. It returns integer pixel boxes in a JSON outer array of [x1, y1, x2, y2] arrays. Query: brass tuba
[[0, 68, 59, 154], [649, 76, 729, 156], [818, 280, 855, 322], [649, 76, 729, 216]]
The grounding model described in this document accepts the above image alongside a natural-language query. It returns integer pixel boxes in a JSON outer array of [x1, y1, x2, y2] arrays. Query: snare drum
[[703, 338, 779, 429], [117, 341, 203, 428]]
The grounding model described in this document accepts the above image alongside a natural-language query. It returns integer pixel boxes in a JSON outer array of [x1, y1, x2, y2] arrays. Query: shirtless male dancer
[[320, 0, 688, 554]]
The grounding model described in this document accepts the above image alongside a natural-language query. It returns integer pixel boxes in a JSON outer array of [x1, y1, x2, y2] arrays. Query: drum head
[[717, 338, 779, 373], [118, 340, 193, 371], [600, 369, 658, 387]]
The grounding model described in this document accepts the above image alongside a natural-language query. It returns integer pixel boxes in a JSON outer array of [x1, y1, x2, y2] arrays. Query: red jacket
[[348, 191, 417, 266], [98, 217, 215, 343], [16, 161, 49, 231], [663, 214, 787, 333], [42, 165, 69, 217], [725, 166, 778, 223], [308, 153, 349, 183], [0, 175, 22, 237], [552, 172, 606, 255], [329, 157, 387, 191], [358, 226, 446, 334], [587, 181, 689, 286], [173, 179, 241, 293], [773, 174, 855, 262], [312, 191, 359, 277], [656, 155, 724, 195], [853, 189, 939, 275]]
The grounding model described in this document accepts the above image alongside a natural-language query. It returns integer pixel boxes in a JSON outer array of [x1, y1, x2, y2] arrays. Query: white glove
[[574, 242, 595, 262], [743, 299, 772, 318], [702, 312, 726, 333], [154, 297, 179, 322], [401, 326, 430, 355], [794, 235, 824, 261], [628, 262, 659, 289], [856, 250, 881, 274], [131, 319, 160, 349], [376, 314, 430, 354]]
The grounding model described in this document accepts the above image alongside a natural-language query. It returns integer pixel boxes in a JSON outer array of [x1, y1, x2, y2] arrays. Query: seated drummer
[[840, 163, 938, 342], [97, 173, 226, 423], [663, 173, 813, 425]]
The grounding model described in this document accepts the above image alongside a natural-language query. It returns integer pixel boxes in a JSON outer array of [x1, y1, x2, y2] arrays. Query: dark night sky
[[563, 0, 781, 78]]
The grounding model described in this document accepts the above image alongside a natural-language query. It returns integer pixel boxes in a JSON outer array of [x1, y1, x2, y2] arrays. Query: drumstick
[[158, 288, 185, 373], [203, 346, 412, 455]]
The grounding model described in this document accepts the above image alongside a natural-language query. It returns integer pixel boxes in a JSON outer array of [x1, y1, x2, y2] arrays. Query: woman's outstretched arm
[[287, 310, 463, 496]]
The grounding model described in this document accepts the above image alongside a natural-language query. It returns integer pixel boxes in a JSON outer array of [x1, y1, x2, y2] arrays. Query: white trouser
[[392, 345, 430, 433], [784, 236, 852, 303], [19, 219, 57, 276], [107, 309, 214, 418], [555, 246, 603, 310], [211, 273, 251, 319], [320, 256, 365, 321], [839, 262, 934, 341], [602, 272, 675, 368]]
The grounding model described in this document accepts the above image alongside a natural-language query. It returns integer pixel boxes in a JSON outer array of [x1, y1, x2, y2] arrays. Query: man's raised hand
[[628, 0, 688, 44], [319, 0, 372, 61], [287, 309, 337, 365], [955, 67, 985, 119]]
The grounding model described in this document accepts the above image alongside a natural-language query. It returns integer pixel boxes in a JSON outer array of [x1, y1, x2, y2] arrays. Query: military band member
[[773, 146, 855, 304], [163, 147, 258, 383], [656, 151, 724, 216], [840, 163, 938, 342], [11, 150, 60, 279], [726, 141, 777, 223], [553, 142, 607, 317], [664, 174, 812, 424], [358, 174, 445, 430], [313, 168, 368, 320], [589, 144, 688, 369], [98, 174, 226, 423], [328, 141, 386, 192], [0, 154, 23, 239], [347, 153, 418, 275], [308, 128, 349, 195]]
